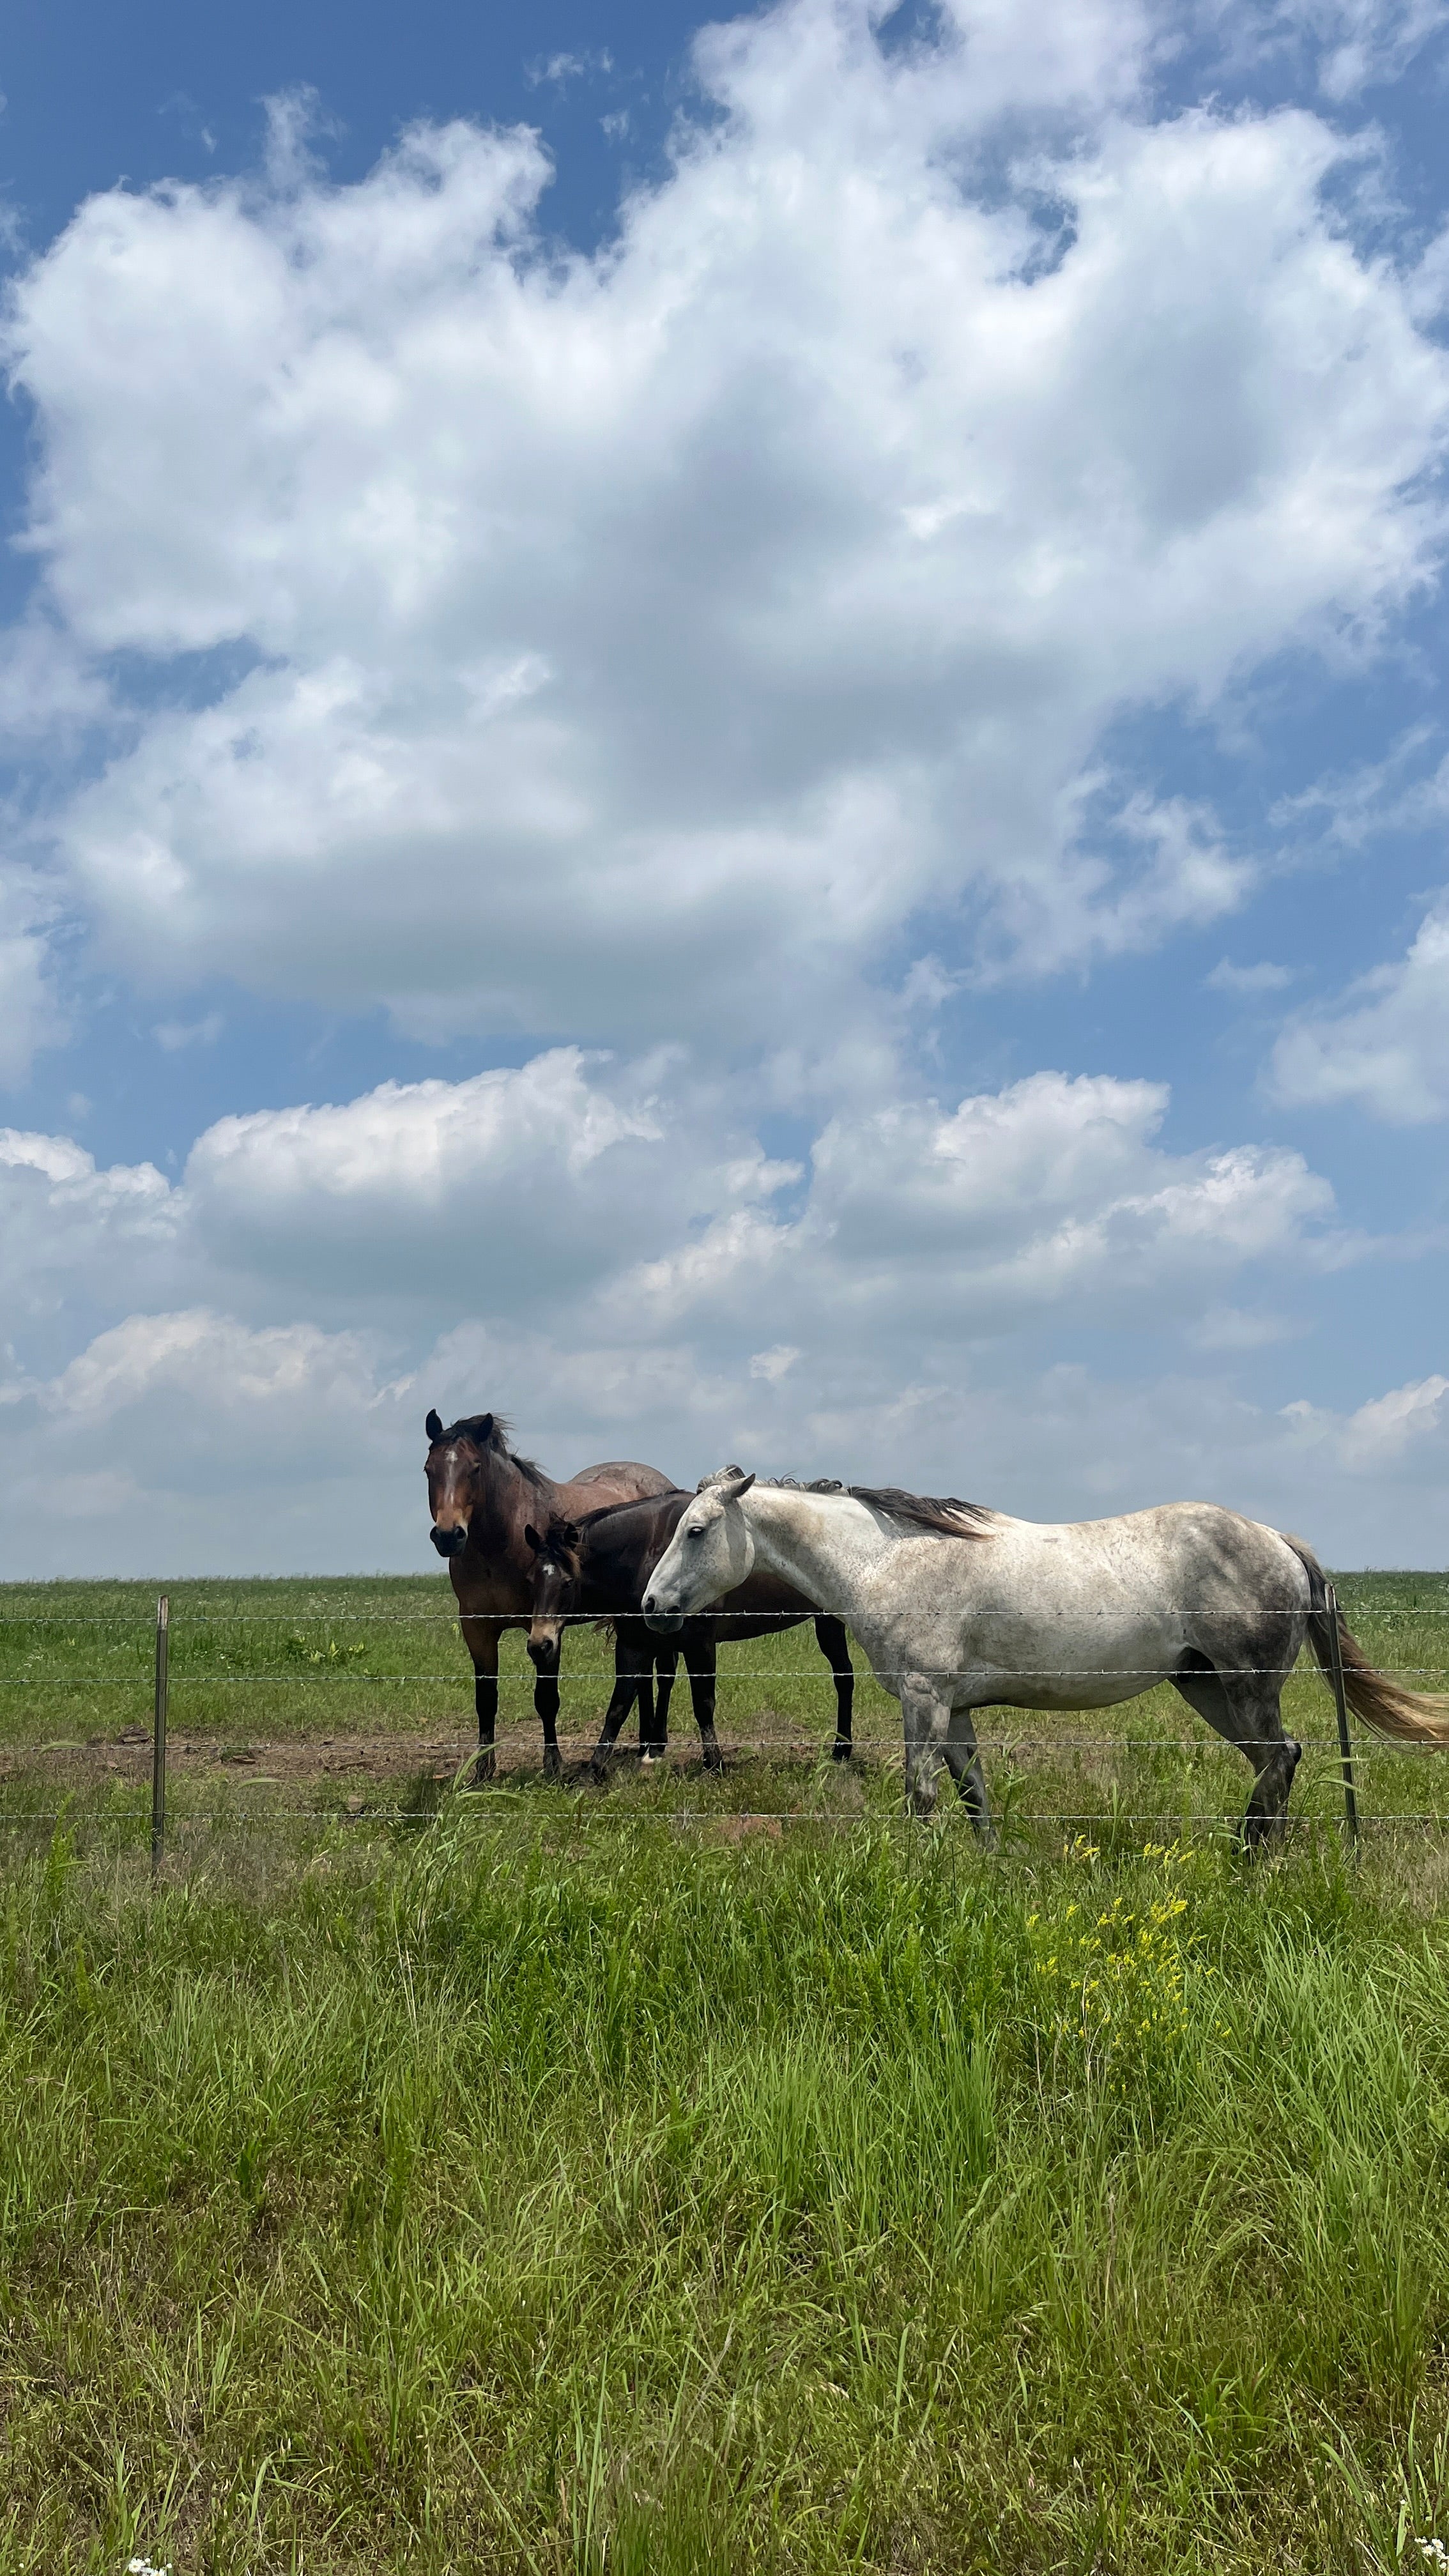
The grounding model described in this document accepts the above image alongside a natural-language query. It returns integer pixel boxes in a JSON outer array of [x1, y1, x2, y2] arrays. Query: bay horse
[[424, 1409, 673, 1778], [523, 1489, 856, 1775], [643, 1472, 1449, 1842]]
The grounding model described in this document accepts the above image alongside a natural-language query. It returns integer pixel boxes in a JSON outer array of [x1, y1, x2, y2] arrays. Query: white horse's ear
[[719, 1470, 755, 1501]]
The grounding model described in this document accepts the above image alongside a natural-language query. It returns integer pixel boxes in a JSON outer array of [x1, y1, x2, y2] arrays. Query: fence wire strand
[[4, 1662, 1449, 1687], [3, 1604, 1449, 1625]]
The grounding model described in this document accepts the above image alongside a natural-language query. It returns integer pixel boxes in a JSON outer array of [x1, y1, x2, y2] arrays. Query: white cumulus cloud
[[1271, 895, 1449, 1121], [3, 1307, 1444, 1574], [0, 1, 1445, 1572], [0, 1, 1443, 1073], [0, 1053, 1347, 1381], [0, 1042, 1430, 1573], [0, 1124, 178, 1358], [613, 1068, 1342, 1338]]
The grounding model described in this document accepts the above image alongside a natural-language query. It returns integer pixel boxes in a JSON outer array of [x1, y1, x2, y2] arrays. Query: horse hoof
[[641, 1749, 664, 1768], [831, 1739, 852, 1763]]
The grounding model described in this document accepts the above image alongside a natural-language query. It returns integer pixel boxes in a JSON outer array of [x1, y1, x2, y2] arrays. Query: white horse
[[642, 1471, 1449, 1840]]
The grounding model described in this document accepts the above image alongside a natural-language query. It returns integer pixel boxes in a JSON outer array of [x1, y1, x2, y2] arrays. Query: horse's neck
[[746, 1491, 882, 1614], [473, 1453, 556, 1558], [579, 1520, 653, 1613], [581, 1563, 632, 1616]]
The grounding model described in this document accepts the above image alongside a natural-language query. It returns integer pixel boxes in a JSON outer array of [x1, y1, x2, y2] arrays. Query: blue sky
[[2, 0, 1448, 1572]]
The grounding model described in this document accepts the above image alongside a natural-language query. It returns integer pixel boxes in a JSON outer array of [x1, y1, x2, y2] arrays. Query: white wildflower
[[1415, 2544, 1449, 2572]]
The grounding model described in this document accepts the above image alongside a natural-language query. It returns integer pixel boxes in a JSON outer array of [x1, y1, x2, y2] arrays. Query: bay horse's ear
[[425, 1409, 443, 1443], [477, 1412, 493, 1442], [558, 1521, 581, 1549], [525, 1524, 544, 1553]]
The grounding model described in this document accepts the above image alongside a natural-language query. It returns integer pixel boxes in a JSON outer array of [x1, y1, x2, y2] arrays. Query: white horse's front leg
[[900, 1674, 951, 1817]]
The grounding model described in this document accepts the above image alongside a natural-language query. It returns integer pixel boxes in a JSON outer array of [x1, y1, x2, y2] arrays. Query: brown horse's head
[[424, 1407, 496, 1558], [524, 1518, 582, 1667]]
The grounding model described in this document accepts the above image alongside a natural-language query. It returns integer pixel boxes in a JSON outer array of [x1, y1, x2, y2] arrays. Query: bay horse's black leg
[[534, 1657, 563, 1779], [815, 1614, 854, 1759], [624, 1617, 668, 1764], [637, 1666, 660, 1762], [682, 1618, 723, 1770], [647, 1642, 678, 1761], [590, 1625, 654, 1779], [463, 1619, 500, 1784]]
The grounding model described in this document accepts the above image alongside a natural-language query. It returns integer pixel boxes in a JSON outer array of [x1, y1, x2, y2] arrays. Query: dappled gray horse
[[643, 1472, 1449, 1841]]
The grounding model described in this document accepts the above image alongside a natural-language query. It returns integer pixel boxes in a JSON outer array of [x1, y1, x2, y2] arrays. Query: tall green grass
[[4, 1811, 1449, 2568]]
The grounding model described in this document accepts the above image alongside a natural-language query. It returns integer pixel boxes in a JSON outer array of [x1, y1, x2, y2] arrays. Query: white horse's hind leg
[[943, 1703, 995, 1844], [1172, 1653, 1302, 1848]]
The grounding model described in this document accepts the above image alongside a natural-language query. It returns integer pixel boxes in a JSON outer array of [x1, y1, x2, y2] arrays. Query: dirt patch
[[2, 1726, 558, 1801], [0, 1724, 848, 1803]]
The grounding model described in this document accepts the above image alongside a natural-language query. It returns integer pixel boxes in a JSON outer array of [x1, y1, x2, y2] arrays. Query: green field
[[3, 1577, 1449, 2570], [1, 1568, 1448, 1835]]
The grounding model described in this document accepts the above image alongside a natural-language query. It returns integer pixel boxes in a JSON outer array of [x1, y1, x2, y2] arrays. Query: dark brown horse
[[523, 1492, 856, 1775], [424, 1410, 673, 1777]]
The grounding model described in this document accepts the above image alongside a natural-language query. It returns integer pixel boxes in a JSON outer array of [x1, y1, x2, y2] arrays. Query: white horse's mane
[[696, 1466, 996, 1541]]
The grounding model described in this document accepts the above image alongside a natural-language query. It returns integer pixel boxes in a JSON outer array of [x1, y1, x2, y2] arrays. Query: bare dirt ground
[[0, 1726, 466, 1802], [0, 1721, 846, 1805]]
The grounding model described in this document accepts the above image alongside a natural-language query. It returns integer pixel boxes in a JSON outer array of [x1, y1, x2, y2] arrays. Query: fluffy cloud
[[2, 1300, 1443, 1574], [44, 1308, 389, 1456], [3, 0, 1446, 1070], [1332, 1370, 1449, 1469], [1271, 894, 1449, 1121], [614, 1069, 1341, 1338], [1, 0, 1446, 1574], [0, 1126, 177, 1370], [0, 1043, 1431, 1572], [0, 1309, 418, 1573], [0, 1047, 789, 1336], [0, 1056, 1344, 1352], [187, 1048, 672, 1305]]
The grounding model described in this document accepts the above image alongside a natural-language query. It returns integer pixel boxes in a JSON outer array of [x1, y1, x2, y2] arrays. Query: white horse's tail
[[1282, 1532, 1449, 1745]]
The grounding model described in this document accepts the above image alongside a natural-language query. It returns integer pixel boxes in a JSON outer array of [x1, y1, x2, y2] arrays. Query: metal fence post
[[151, 1593, 169, 1876], [1324, 1581, 1358, 1850]]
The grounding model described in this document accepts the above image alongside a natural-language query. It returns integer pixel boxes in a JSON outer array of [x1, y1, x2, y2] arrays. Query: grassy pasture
[[1, 1568, 1448, 1834], [2, 1576, 1449, 2569]]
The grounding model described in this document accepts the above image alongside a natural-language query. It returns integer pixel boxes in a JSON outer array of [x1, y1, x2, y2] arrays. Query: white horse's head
[[642, 1469, 756, 1630]]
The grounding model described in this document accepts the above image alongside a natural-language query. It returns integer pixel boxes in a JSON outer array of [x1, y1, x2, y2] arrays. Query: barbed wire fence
[[1, 1586, 1448, 1867]]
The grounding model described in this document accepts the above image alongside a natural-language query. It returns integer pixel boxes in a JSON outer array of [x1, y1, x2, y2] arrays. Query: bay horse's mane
[[698, 1468, 996, 1542], [436, 1412, 549, 1490]]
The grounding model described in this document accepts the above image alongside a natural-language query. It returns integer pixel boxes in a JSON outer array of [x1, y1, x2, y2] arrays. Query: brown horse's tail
[[1281, 1532, 1449, 1744]]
